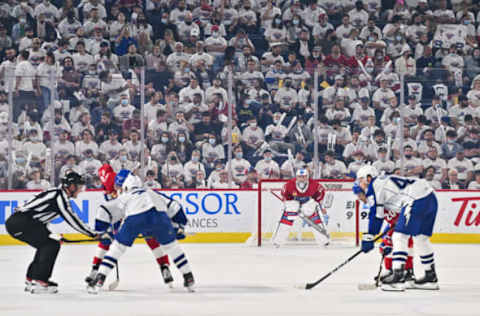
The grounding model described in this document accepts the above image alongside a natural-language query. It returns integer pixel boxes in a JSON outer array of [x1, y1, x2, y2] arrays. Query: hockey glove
[[176, 225, 186, 240], [361, 234, 375, 253], [379, 236, 392, 256]]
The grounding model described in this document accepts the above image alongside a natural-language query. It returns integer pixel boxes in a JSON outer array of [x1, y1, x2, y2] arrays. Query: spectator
[[448, 150, 474, 187], [442, 169, 463, 189], [25, 169, 49, 190], [468, 171, 480, 189], [322, 151, 347, 179], [423, 146, 448, 184], [372, 147, 395, 174], [144, 169, 162, 189], [161, 151, 185, 187], [424, 166, 442, 189], [441, 130, 463, 159], [14, 50, 38, 120]]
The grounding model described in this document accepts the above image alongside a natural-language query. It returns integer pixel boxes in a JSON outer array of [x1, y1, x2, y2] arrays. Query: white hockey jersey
[[367, 175, 434, 220]]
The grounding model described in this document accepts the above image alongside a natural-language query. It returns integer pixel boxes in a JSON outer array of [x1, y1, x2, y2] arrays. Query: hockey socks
[[145, 237, 170, 266], [97, 241, 126, 279], [145, 238, 174, 285]]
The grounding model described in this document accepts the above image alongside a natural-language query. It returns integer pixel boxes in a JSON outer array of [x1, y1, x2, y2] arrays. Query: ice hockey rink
[[0, 243, 479, 316]]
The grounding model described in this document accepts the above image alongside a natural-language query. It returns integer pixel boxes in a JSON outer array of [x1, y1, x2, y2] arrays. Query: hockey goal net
[[247, 179, 361, 247]]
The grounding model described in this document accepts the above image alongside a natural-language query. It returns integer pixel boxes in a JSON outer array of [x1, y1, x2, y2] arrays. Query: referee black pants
[[6, 212, 60, 283]]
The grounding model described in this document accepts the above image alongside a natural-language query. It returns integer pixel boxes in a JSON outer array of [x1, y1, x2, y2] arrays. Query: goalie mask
[[296, 168, 309, 193]]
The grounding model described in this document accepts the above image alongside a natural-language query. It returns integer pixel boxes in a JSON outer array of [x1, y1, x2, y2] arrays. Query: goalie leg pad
[[391, 232, 409, 270], [308, 211, 323, 225]]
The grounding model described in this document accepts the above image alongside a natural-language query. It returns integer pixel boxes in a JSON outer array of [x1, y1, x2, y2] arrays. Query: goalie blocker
[[272, 169, 330, 247]]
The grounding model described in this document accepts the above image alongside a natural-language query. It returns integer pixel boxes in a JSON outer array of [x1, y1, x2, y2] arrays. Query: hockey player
[[87, 171, 194, 294], [272, 169, 330, 247], [353, 182, 415, 288], [5, 172, 105, 294], [354, 165, 439, 291], [85, 165, 176, 287]]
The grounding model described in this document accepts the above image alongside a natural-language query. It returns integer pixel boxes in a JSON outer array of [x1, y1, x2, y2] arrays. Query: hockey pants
[[6, 212, 60, 282]]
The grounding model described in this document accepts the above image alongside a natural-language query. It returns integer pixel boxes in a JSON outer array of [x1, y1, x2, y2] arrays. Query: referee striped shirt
[[17, 187, 96, 237]]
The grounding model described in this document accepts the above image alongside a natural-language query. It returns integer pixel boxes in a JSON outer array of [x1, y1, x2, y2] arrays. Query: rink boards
[[0, 188, 479, 245]]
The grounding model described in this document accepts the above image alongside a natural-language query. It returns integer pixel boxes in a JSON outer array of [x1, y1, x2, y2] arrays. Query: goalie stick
[[297, 210, 330, 241], [302, 231, 389, 290]]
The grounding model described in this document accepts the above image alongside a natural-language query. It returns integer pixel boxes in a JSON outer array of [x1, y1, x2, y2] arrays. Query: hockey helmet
[[122, 174, 142, 192], [296, 168, 309, 177], [62, 171, 85, 187], [114, 169, 131, 188], [356, 165, 378, 180], [296, 168, 309, 193]]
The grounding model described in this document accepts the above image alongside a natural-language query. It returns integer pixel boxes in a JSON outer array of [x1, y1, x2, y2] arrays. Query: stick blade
[[108, 280, 119, 291], [357, 283, 378, 291]]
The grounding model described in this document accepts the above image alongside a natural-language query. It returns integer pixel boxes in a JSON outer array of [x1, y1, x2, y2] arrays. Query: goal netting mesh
[[246, 179, 362, 247]]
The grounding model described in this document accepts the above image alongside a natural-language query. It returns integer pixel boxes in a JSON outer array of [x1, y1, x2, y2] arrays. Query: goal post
[[250, 179, 360, 247]]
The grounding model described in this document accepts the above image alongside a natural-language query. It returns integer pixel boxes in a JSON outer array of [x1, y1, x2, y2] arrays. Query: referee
[[6, 172, 101, 294]]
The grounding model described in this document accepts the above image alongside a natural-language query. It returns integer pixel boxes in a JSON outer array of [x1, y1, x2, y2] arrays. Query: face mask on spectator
[[212, 32, 219, 38], [179, 136, 185, 143], [16, 157, 25, 164], [395, 35, 402, 41], [250, 122, 257, 128], [192, 156, 199, 162], [265, 156, 272, 161], [235, 152, 243, 159], [161, 137, 169, 143], [293, 19, 299, 25], [405, 154, 412, 159], [20, 18, 26, 24], [121, 99, 128, 105], [162, 18, 168, 23], [120, 155, 127, 161], [209, 138, 216, 145], [275, 18, 281, 24]]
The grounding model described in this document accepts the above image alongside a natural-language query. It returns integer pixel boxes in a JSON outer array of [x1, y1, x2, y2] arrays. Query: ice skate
[[161, 264, 174, 288], [381, 268, 406, 292], [413, 265, 439, 290], [24, 278, 32, 292], [85, 264, 99, 284], [183, 272, 195, 292], [404, 268, 416, 289], [31, 280, 58, 294], [87, 273, 106, 294]]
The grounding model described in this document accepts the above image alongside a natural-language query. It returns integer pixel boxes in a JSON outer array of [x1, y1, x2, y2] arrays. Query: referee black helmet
[[62, 172, 85, 187]]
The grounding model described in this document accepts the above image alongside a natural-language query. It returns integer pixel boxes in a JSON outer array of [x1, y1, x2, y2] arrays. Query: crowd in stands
[[0, 0, 479, 190]]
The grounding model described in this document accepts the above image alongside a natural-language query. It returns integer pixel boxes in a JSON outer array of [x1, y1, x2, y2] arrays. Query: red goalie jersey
[[281, 178, 326, 204]]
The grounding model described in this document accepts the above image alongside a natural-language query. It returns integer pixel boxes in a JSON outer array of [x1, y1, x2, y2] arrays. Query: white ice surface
[[0, 243, 479, 316]]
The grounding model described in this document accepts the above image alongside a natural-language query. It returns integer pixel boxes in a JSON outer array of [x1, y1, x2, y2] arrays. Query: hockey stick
[[303, 232, 386, 290], [104, 209, 120, 291], [298, 211, 330, 240], [358, 254, 385, 291]]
